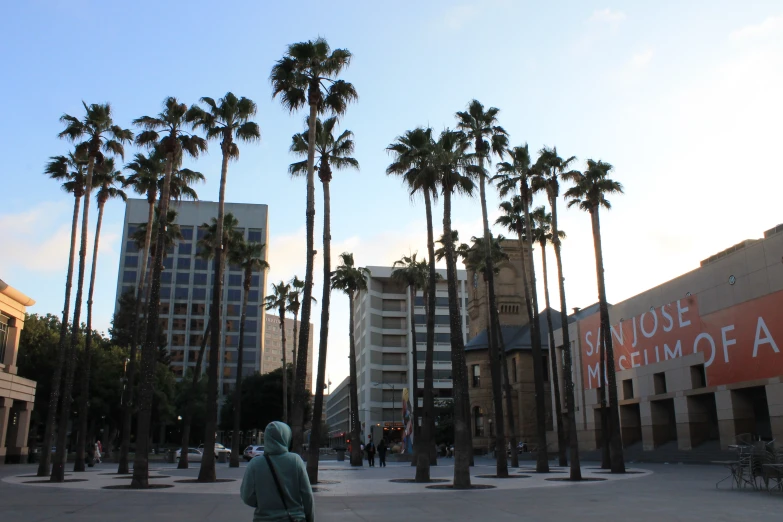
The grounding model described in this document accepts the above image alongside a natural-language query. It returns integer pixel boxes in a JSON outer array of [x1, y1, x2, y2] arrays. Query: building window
[[197, 226, 208, 241], [244, 320, 258, 332], [161, 272, 172, 284], [227, 289, 241, 302], [160, 286, 171, 299], [172, 318, 187, 331], [189, 335, 204, 347], [248, 290, 259, 302], [243, 335, 257, 347], [191, 303, 206, 315], [176, 273, 190, 285], [170, 350, 185, 363], [192, 288, 206, 301], [225, 335, 238, 347], [126, 241, 139, 254], [229, 263, 241, 272], [171, 334, 186, 346], [248, 229, 263, 242], [175, 287, 189, 300], [123, 270, 136, 283], [193, 273, 207, 285], [229, 274, 242, 287], [194, 258, 209, 271], [225, 320, 237, 332], [163, 258, 173, 270], [0, 314, 9, 363], [173, 303, 188, 315], [177, 257, 191, 270], [473, 407, 484, 437], [472, 364, 480, 387], [245, 306, 259, 317], [181, 226, 194, 241], [542, 355, 549, 382], [122, 285, 135, 297], [160, 302, 170, 315], [179, 243, 193, 256], [125, 255, 138, 268], [251, 275, 260, 288]]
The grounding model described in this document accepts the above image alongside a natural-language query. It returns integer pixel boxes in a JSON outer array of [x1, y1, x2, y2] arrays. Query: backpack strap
[[264, 454, 295, 522]]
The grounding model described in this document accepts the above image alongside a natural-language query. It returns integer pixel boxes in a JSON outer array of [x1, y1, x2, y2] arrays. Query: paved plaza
[[0, 458, 779, 521]]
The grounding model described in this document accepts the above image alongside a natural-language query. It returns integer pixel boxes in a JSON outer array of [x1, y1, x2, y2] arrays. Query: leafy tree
[[494, 145, 550, 473], [331, 253, 369, 470], [219, 367, 301, 433], [53, 102, 132, 482], [271, 38, 357, 455], [564, 159, 625, 473], [131, 97, 206, 488]]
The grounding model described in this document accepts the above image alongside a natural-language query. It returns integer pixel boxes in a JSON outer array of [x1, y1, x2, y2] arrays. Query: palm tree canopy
[[459, 234, 508, 276], [124, 151, 163, 203], [530, 206, 566, 245], [190, 92, 260, 160], [455, 99, 508, 164], [196, 213, 243, 260], [132, 208, 183, 255], [531, 146, 577, 200], [433, 130, 481, 197], [134, 97, 207, 159], [229, 240, 269, 276], [563, 160, 624, 212], [331, 253, 370, 295], [493, 144, 534, 200], [270, 38, 357, 115], [495, 196, 529, 238], [434, 230, 461, 261], [286, 275, 315, 314], [45, 151, 90, 197], [386, 127, 439, 201], [264, 281, 291, 316], [289, 116, 359, 182], [169, 167, 205, 201], [93, 157, 128, 205], [391, 253, 428, 290], [59, 102, 134, 161]]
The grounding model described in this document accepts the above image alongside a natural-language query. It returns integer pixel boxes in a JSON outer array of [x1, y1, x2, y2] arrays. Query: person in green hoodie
[[241, 421, 314, 522]]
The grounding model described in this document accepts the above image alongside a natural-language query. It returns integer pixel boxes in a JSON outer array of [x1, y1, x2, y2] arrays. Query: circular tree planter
[[475, 474, 530, 479], [23, 479, 87, 484], [518, 469, 566, 474], [425, 484, 497, 490], [389, 478, 450, 484], [102, 484, 174, 490], [174, 478, 236, 484]]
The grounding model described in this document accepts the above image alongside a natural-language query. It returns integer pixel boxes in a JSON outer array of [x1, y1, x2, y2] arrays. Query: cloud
[[0, 204, 73, 273], [443, 5, 478, 30], [588, 8, 626, 26], [630, 48, 654, 69], [730, 15, 782, 42]]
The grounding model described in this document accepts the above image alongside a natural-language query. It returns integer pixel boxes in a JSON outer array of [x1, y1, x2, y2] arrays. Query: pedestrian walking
[[365, 436, 376, 467], [378, 439, 387, 468], [93, 442, 102, 464], [241, 421, 314, 522]]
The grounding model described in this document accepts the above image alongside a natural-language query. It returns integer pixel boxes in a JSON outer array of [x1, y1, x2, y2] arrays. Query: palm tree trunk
[[495, 301, 519, 468], [178, 320, 211, 469], [132, 151, 175, 489], [442, 188, 471, 488], [74, 197, 106, 471], [292, 96, 319, 455], [230, 271, 251, 468], [409, 283, 423, 477], [521, 185, 550, 474], [478, 170, 508, 477], [52, 155, 96, 483], [590, 208, 625, 473], [420, 190, 437, 477], [280, 312, 288, 423], [307, 178, 332, 483], [292, 314, 298, 412], [199, 141, 232, 483], [119, 197, 156, 474], [541, 240, 567, 467], [37, 191, 81, 477], [348, 291, 363, 467]]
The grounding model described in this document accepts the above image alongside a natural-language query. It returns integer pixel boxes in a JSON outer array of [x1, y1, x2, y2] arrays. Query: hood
[[264, 421, 292, 455]]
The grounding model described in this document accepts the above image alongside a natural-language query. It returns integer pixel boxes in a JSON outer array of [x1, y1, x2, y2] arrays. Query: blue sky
[[1, 1, 780, 387]]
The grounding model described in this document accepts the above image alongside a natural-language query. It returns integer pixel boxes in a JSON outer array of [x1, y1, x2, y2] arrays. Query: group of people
[[361, 436, 387, 467]]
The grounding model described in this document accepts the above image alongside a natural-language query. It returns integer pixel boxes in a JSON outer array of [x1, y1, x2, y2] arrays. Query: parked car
[[243, 445, 264, 461], [176, 448, 203, 463], [198, 443, 231, 458]]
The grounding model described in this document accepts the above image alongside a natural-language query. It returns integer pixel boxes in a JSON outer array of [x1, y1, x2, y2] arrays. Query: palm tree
[[264, 282, 291, 424], [531, 146, 583, 479], [177, 214, 241, 470], [73, 158, 127, 471], [331, 253, 369, 468], [531, 206, 568, 469], [189, 92, 259, 482], [37, 151, 88, 477], [493, 144, 549, 473], [456, 100, 510, 475], [564, 159, 625, 474], [131, 97, 207, 488], [290, 116, 359, 482], [229, 241, 269, 468], [270, 38, 357, 453], [169, 165, 205, 202], [52, 102, 133, 483], [433, 129, 481, 488], [286, 276, 305, 398], [386, 127, 440, 479]]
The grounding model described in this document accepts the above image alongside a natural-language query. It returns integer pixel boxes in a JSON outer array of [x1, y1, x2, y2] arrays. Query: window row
[[170, 333, 258, 347]]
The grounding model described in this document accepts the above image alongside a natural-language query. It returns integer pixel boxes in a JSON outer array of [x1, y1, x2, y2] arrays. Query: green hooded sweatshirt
[[241, 422, 314, 522]]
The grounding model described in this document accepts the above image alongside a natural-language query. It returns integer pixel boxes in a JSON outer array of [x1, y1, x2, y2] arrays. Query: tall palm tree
[[52, 102, 132, 483], [169, 165, 205, 202], [386, 127, 440, 479], [286, 276, 305, 398], [73, 158, 127, 471], [177, 214, 241, 470], [131, 97, 207, 488], [564, 159, 625, 474], [37, 151, 88, 477], [493, 144, 549, 473], [433, 129, 481, 488], [270, 38, 357, 453], [531, 206, 568, 469], [391, 253, 428, 469], [456, 100, 510, 475], [290, 116, 359, 482], [189, 92, 259, 482], [264, 282, 291, 424], [229, 241, 269, 468], [330, 253, 369, 468], [532, 146, 583, 479]]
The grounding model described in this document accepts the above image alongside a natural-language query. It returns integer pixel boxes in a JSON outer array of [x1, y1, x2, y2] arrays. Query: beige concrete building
[[0, 279, 36, 464], [553, 223, 783, 453], [464, 239, 556, 452], [262, 312, 314, 392]]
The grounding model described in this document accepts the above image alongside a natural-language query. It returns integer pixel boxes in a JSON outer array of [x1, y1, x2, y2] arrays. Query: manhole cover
[[475, 474, 530, 479], [389, 478, 450, 483], [23, 479, 87, 484], [174, 478, 236, 483], [102, 484, 174, 490], [426, 484, 497, 490], [546, 477, 607, 482]]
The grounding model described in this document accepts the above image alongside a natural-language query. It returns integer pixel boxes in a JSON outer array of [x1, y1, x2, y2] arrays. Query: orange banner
[[579, 289, 783, 389]]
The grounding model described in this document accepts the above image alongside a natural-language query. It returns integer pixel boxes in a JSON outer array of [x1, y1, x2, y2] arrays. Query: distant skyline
[[1, 2, 780, 388]]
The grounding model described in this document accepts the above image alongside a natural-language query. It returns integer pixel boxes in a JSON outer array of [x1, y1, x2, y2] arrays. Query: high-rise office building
[[352, 265, 469, 444], [115, 199, 269, 399], [262, 312, 314, 392]]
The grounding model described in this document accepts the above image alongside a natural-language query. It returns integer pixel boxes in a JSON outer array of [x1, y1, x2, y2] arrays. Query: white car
[[243, 445, 264, 461], [198, 443, 231, 458], [175, 448, 203, 463]]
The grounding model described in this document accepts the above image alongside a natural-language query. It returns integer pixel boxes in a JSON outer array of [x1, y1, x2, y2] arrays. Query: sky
[[1, 1, 781, 391]]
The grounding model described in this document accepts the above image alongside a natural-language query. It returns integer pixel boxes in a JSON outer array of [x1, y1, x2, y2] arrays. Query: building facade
[[553, 223, 783, 453], [262, 312, 314, 392], [325, 376, 350, 447], [0, 279, 36, 464], [115, 199, 269, 399], [353, 265, 469, 446]]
